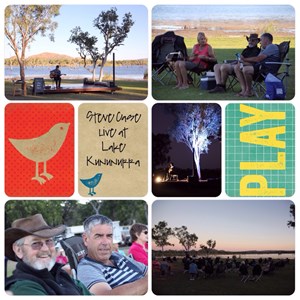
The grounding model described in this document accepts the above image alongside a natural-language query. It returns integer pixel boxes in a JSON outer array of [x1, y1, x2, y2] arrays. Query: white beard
[[23, 255, 56, 271]]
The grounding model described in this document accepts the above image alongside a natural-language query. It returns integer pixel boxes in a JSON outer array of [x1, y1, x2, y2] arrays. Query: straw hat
[[5, 214, 66, 261]]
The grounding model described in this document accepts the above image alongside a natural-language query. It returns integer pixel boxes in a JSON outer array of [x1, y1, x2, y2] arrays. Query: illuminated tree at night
[[168, 104, 221, 180]]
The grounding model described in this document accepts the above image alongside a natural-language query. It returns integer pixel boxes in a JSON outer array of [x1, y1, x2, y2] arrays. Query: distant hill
[[5, 52, 147, 66], [27, 52, 75, 60]]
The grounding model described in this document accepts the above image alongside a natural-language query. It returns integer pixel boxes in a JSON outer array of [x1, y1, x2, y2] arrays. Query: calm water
[[158, 253, 295, 260], [152, 5, 295, 21], [5, 65, 147, 80]]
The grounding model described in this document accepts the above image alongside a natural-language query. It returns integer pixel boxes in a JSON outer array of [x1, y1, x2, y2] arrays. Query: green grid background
[[226, 103, 295, 197]]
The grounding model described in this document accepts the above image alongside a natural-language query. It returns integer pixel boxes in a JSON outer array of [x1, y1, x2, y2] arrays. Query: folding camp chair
[[223, 59, 240, 92], [152, 31, 188, 85], [60, 236, 87, 279], [252, 41, 291, 98], [188, 60, 217, 87]]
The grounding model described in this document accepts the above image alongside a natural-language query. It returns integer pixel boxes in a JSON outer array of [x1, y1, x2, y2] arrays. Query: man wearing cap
[[5, 214, 91, 295], [234, 32, 280, 97], [77, 214, 148, 295], [209, 33, 261, 94]]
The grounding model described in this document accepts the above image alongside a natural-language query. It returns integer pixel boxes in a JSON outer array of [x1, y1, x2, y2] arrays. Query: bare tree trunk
[[19, 62, 27, 96]]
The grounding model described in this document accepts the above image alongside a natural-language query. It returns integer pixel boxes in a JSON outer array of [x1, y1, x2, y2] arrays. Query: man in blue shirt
[[77, 214, 148, 295], [234, 32, 280, 97]]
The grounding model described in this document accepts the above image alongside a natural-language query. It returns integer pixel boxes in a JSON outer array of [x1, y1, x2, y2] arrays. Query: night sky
[[152, 103, 221, 170]]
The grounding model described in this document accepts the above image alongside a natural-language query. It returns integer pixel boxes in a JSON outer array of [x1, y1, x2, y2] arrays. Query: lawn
[[152, 259, 295, 295], [5, 79, 148, 101], [152, 47, 295, 101]]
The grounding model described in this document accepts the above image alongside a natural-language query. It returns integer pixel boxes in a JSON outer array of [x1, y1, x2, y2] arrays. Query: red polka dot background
[[5, 103, 74, 197]]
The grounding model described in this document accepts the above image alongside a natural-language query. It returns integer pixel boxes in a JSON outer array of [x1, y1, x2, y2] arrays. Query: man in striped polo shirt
[[77, 214, 148, 295]]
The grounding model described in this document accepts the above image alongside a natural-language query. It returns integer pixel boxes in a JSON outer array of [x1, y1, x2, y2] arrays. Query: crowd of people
[[152, 253, 290, 282]]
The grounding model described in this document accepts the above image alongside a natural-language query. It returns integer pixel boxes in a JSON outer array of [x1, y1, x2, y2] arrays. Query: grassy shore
[[5, 78, 148, 101], [152, 48, 295, 100], [152, 259, 295, 295]]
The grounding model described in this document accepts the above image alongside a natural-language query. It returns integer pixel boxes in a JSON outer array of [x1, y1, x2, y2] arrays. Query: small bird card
[[5, 103, 74, 197], [225, 103, 295, 197], [78, 103, 148, 197]]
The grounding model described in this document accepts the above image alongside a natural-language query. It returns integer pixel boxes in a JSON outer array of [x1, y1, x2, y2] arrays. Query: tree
[[68, 26, 100, 81], [152, 221, 174, 252], [200, 239, 216, 257], [152, 133, 172, 171], [174, 226, 198, 252], [287, 204, 295, 228], [93, 7, 134, 81], [168, 104, 221, 179], [5, 5, 61, 95], [5, 200, 65, 228]]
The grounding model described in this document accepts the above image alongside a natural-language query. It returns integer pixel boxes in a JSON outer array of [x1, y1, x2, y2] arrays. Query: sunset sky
[[152, 200, 295, 252]]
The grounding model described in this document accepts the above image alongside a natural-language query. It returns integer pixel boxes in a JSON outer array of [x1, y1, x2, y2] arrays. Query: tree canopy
[[200, 239, 217, 257], [68, 26, 100, 81], [94, 7, 134, 81], [287, 203, 295, 228], [174, 225, 198, 251], [5, 200, 147, 229], [152, 133, 172, 171], [5, 5, 61, 95], [68, 7, 134, 81], [152, 221, 174, 252]]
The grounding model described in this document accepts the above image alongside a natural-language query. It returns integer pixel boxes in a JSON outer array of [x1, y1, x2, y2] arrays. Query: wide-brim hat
[[5, 214, 66, 261], [246, 33, 260, 42]]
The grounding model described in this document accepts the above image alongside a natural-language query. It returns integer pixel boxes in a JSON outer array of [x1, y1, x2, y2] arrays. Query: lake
[[152, 5, 295, 22], [5, 65, 147, 80]]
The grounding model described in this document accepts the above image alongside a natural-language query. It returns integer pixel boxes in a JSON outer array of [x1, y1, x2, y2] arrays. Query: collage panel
[[151, 5, 295, 101], [4, 5, 148, 101], [5, 103, 74, 197], [78, 103, 148, 197], [5, 199, 148, 295], [152, 199, 295, 295], [225, 103, 295, 197], [152, 103, 221, 197]]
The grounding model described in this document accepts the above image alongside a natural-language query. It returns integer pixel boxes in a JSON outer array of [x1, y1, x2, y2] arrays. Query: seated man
[[50, 65, 62, 88], [234, 32, 280, 97], [209, 33, 261, 93], [77, 214, 148, 295], [5, 214, 91, 295]]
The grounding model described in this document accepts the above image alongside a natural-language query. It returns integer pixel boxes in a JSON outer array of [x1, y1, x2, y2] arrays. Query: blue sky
[[152, 200, 295, 251], [5, 5, 148, 60]]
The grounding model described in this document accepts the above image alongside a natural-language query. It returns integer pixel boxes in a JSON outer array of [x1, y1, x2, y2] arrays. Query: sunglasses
[[22, 239, 55, 250]]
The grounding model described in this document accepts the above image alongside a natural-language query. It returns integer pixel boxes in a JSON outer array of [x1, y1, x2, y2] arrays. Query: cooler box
[[264, 73, 286, 100], [200, 72, 216, 90]]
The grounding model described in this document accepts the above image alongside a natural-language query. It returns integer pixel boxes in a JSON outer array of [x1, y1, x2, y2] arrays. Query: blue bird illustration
[[80, 173, 102, 196]]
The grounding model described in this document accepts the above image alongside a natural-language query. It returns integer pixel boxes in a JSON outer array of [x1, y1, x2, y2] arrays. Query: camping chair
[[252, 41, 291, 98], [223, 58, 240, 92], [152, 31, 188, 85], [60, 236, 87, 279], [188, 60, 217, 87]]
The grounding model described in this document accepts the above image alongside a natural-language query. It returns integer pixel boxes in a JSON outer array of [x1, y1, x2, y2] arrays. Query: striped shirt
[[77, 252, 147, 290]]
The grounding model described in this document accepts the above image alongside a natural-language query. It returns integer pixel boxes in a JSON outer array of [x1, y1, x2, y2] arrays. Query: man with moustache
[[77, 214, 148, 295], [5, 214, 91, 295]]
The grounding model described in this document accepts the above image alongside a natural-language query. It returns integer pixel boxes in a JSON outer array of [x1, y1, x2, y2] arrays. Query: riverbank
[[152, 19, 295, 48]]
